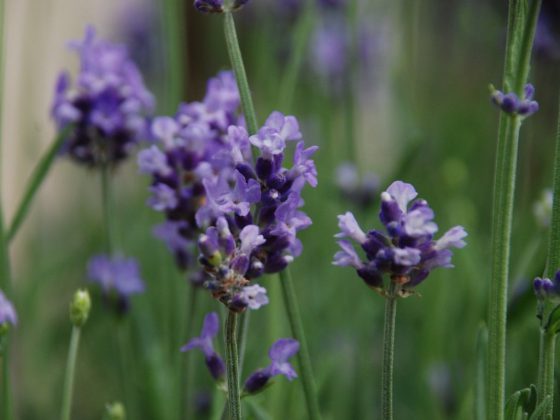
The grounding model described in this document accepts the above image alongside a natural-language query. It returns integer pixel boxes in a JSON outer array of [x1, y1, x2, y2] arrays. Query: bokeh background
[[3, 0, 560, 418]]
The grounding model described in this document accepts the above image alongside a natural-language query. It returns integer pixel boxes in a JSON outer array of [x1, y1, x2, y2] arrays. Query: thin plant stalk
[[381, 285, 397, 420], [279, 269, 322, 420], [101, 162, 117, 255], [487, 1, 541, 418], [6, 130, 68, 243], [222, 11, 322, 419], [60, 326, 82, 420], [535, 94, 560, 419], [225, 311, 241, 420]]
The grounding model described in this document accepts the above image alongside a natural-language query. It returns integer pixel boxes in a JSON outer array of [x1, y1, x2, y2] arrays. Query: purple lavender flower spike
[[52, 26, 154, 167], [87, 254, 145, 298], [244, 338, 300, 394], [0, 290, 17, 328], [534, 270, 560, 302], [334, 180, 467, 296], [181, 312, 226, 381]]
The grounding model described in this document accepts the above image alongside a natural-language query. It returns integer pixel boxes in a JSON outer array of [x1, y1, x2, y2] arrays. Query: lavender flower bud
[[205, 353, 226, 381], [70, 289, 91, 327]]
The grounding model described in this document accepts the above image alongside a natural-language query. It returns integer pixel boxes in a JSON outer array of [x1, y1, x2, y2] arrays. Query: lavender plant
[[333, 180, 467, 419]]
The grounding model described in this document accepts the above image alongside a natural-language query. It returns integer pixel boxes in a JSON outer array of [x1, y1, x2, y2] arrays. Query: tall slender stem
[[161, 0, 186, 113], [223, 12, 258, 136], [279, 269, 321, 420], [487, 2, 541, 419], [381, 288, 397, 420], [225, 311, 240, 420], [6, 130, 68, 243], [60, 326, 82, 420]]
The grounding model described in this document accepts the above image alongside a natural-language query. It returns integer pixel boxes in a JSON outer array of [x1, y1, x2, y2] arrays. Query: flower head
[[181, 312, 225, 380], [243, 338, 300, 394], [0, 290, 17, 328], [52, 26, 154, 167], [534, 272, 560, 302], [333, 180, 467, 296], [87, 254, 145, 298]]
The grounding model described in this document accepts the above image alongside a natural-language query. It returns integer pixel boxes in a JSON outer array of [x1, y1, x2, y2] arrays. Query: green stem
[[487, 2, 541, 418], [161, 0, 186, 113], [536, 330, 555, 419], [278, 0, 315, 111], [225, 311, 241, 420], [6, 130, 67, 243], [223, 12, 258, 136], [381, 288, 397, 420], [237, 310, 250, 373], [101, 163, 116, 255], [279, 269, 321, 420], [183, 287, 198, 420], [60, 326, 82, 420]]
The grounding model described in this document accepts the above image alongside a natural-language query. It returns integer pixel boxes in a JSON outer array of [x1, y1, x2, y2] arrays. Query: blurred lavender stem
[[0, 1, 14, 418], [101, 163, 117, 255], [161, 0, 186, 112], [225, 311, 241, 420], [60, 326, 81, 420], [223, 10, 321, 419], [278, 0, 315, 111], [536, 95, 560, 419], [381, 284, 397, 420], [487, 1, 541, 419], [6, 128, 69, 243]]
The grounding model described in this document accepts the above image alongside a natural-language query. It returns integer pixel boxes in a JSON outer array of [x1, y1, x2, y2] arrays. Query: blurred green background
[[4, 0, 560, 418]]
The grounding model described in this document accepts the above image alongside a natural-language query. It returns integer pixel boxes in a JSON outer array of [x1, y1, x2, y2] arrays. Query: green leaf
[[528, 395, 552, 420], [544, 304, 560, 334], [505, 388, 532, 420]]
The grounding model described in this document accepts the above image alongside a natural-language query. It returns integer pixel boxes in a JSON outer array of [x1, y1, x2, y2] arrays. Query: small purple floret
[[87, 254, 145, 298], [0, 290, 17, 327]]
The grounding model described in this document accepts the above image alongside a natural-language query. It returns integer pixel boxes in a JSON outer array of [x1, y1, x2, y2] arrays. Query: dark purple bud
[[205, 353, 226, 380], [268, 173, 286, 190], [501, 93, 519, 114], [524, 83, 535, 100], [199, 233, 220, 261], [236, 162, 257, 180], [244, 369, 271, 394], [357, 266, 383, 289], [517, 100, 539, 116], [361, 231, 387, 259], [256, 157, 274, 181], [262, 189, 281, 206], [264, 253, 290, 273], [379, 194, 402, 226], [246, 259, 265, 279], [194, 0, 224, 13], [407, 268, 430, 287]]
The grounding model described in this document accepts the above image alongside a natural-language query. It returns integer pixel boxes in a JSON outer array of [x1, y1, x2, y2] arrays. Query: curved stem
[[6, 130, 67, 243], [225, 311, 241, 420], [381, 290, 397, 420], [223, 12, 258, 136], [279, 269, 322, 420], [60, 326, 81, 420]]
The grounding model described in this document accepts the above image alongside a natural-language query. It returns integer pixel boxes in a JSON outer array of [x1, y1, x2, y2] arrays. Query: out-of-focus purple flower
[[181, 312, 225, 381], [310, 20, 348, 88], [535, 15, 560, 60], [490, 83, 539, 117], [534, 271, 560, 302], [51, 26, 154, 167], [194, 0, 248, 13], [243, 338, 299, 394], [335, 162, 379, 207], [87, 254, 145, 298], [0, 290, 17, 328], [333, 181, 467, 296]]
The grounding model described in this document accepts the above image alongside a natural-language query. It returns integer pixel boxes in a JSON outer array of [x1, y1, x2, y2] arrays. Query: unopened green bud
[[69, 289, 91, 327], [104, 401, 126, 420]]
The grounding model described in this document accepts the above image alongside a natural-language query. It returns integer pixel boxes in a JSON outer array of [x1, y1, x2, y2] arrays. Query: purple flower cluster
[[87, 254, 145, 298], [52, 26, 154, 167], [194, 0, 249, 13], [196, 111, 317, 311], [0, 290, 17, 329], [138, 70, 241, 282], [534, 271, 560, 302], [333, 181, 467, 296], [181, 312, 299, 392], [140, 71, 318, 311], [490, 83, 539, 117]]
